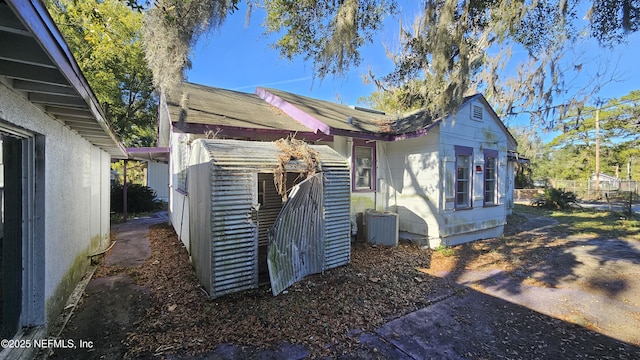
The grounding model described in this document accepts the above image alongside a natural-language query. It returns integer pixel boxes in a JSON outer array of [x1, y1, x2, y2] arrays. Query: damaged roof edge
[[256, 87, 331, 135], [6, 0, 127, 158]]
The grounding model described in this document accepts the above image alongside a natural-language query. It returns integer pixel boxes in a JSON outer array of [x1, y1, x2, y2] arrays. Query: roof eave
[[5, 0, 127, 158]]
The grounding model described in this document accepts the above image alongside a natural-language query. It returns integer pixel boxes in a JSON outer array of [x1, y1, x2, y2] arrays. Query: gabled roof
[[0, 0, 127, 158], [258, 88, 515, 145], [256, 87, 396, 136], [164, 82, 311, 133], [163, 82, 516, 148]]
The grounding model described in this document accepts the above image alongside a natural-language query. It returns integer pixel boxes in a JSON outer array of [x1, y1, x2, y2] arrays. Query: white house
[[0, 1, 127, 357], [159, 83, 519, 271], [256, 88, 518, 247]]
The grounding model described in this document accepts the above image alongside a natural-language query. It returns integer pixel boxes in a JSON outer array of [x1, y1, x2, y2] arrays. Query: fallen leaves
[[119, 224, 443, 357]]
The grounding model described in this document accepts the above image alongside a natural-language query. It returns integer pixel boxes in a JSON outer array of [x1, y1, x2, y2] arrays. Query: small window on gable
[[352, 141, 375, 192], [472, 104, 483, 121]]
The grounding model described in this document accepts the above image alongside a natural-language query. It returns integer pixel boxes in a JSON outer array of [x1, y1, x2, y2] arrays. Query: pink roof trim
[[255, 87, 331, 135]]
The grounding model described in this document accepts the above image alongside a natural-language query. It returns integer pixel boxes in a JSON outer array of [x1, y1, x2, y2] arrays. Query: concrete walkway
[[47, 213, 168, 360], [105, 212, 168, 267]]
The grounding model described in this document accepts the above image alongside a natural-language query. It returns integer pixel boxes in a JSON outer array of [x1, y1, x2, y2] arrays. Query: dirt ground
[[45, 211, 640, 359]]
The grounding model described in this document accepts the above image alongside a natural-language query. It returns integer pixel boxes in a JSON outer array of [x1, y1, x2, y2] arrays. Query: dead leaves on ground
[[106, 214, 565, 358], [121, 225, 442, 357]]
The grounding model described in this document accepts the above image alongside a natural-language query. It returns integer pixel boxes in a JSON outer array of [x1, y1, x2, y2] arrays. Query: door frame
[[0, 121, 45, 339]]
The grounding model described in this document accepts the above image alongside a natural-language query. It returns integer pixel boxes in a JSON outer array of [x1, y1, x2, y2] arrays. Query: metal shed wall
[[190, 139, 350, 298], [321, 158, 352, 268], [210, 169, 258, 297], [188, 144, 214, 294]]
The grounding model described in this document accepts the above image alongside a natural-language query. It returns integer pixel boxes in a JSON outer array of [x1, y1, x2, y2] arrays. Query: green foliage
[[532, 187, 578, 210], [435, 244, 456, 257], [263, 0, 393, 78], [508, 125, 549, 187], [111, 182, 164, 214], [137, 0, 640, 128], [111, 160, 147, 185], [46, 0, 157, 147], [541, 89, 640, 181], [589, 0, 640, 45], [359, 79, 432, 114]]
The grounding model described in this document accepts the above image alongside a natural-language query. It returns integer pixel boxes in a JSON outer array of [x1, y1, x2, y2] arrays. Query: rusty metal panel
[[268, 174, 325, 296]]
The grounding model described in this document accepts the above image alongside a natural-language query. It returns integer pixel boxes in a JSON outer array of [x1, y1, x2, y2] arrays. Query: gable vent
[[472, 105, 483, 121]]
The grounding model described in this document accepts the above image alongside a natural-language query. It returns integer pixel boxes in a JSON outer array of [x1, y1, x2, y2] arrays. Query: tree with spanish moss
[[141, 0, 640, 127]]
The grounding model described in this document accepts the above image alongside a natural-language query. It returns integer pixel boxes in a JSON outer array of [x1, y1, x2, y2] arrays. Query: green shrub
[[531, 187, 577, 210], [111, 182, 164, 213]]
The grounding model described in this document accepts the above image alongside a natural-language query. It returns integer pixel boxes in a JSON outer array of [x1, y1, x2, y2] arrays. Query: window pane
[[484, 157, 496, 204], [456, 154, 470, 207], [355, 146, 373, 190]]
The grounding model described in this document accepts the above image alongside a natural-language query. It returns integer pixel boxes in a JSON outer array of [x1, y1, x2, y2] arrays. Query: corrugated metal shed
[[188, 139, 350, 298]]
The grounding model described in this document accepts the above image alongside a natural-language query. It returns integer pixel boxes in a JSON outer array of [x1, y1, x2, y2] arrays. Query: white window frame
[[352, 141, 375, 192], [484, 150, 498, 206], [455, 146, 473, 209]]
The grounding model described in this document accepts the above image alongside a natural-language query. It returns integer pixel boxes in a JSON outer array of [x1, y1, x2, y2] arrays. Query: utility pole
[[595, 102, 600, 199]]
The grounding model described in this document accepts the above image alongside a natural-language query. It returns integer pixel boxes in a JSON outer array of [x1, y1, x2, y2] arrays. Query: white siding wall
[[436, 99, 509, 246], [168, 130, 190, 249], [0, 83, 111, 325], [383, 133, 441, 240], [366, 99, 513, 248]]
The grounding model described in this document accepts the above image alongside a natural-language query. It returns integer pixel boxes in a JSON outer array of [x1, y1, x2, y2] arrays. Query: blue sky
[[186, 3, 640, 125]]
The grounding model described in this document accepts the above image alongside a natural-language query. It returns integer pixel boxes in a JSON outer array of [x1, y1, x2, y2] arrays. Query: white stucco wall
[[0, 83, 111, 326]]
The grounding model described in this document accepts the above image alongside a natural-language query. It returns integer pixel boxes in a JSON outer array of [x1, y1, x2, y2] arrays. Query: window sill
[[454, 206, 473, 211], [352, 188, 375, 193]]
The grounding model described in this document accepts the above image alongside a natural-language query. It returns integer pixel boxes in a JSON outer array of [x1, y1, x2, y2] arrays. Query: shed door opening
[[268, 173, 324, 295], [257, 173, 299, 284]]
